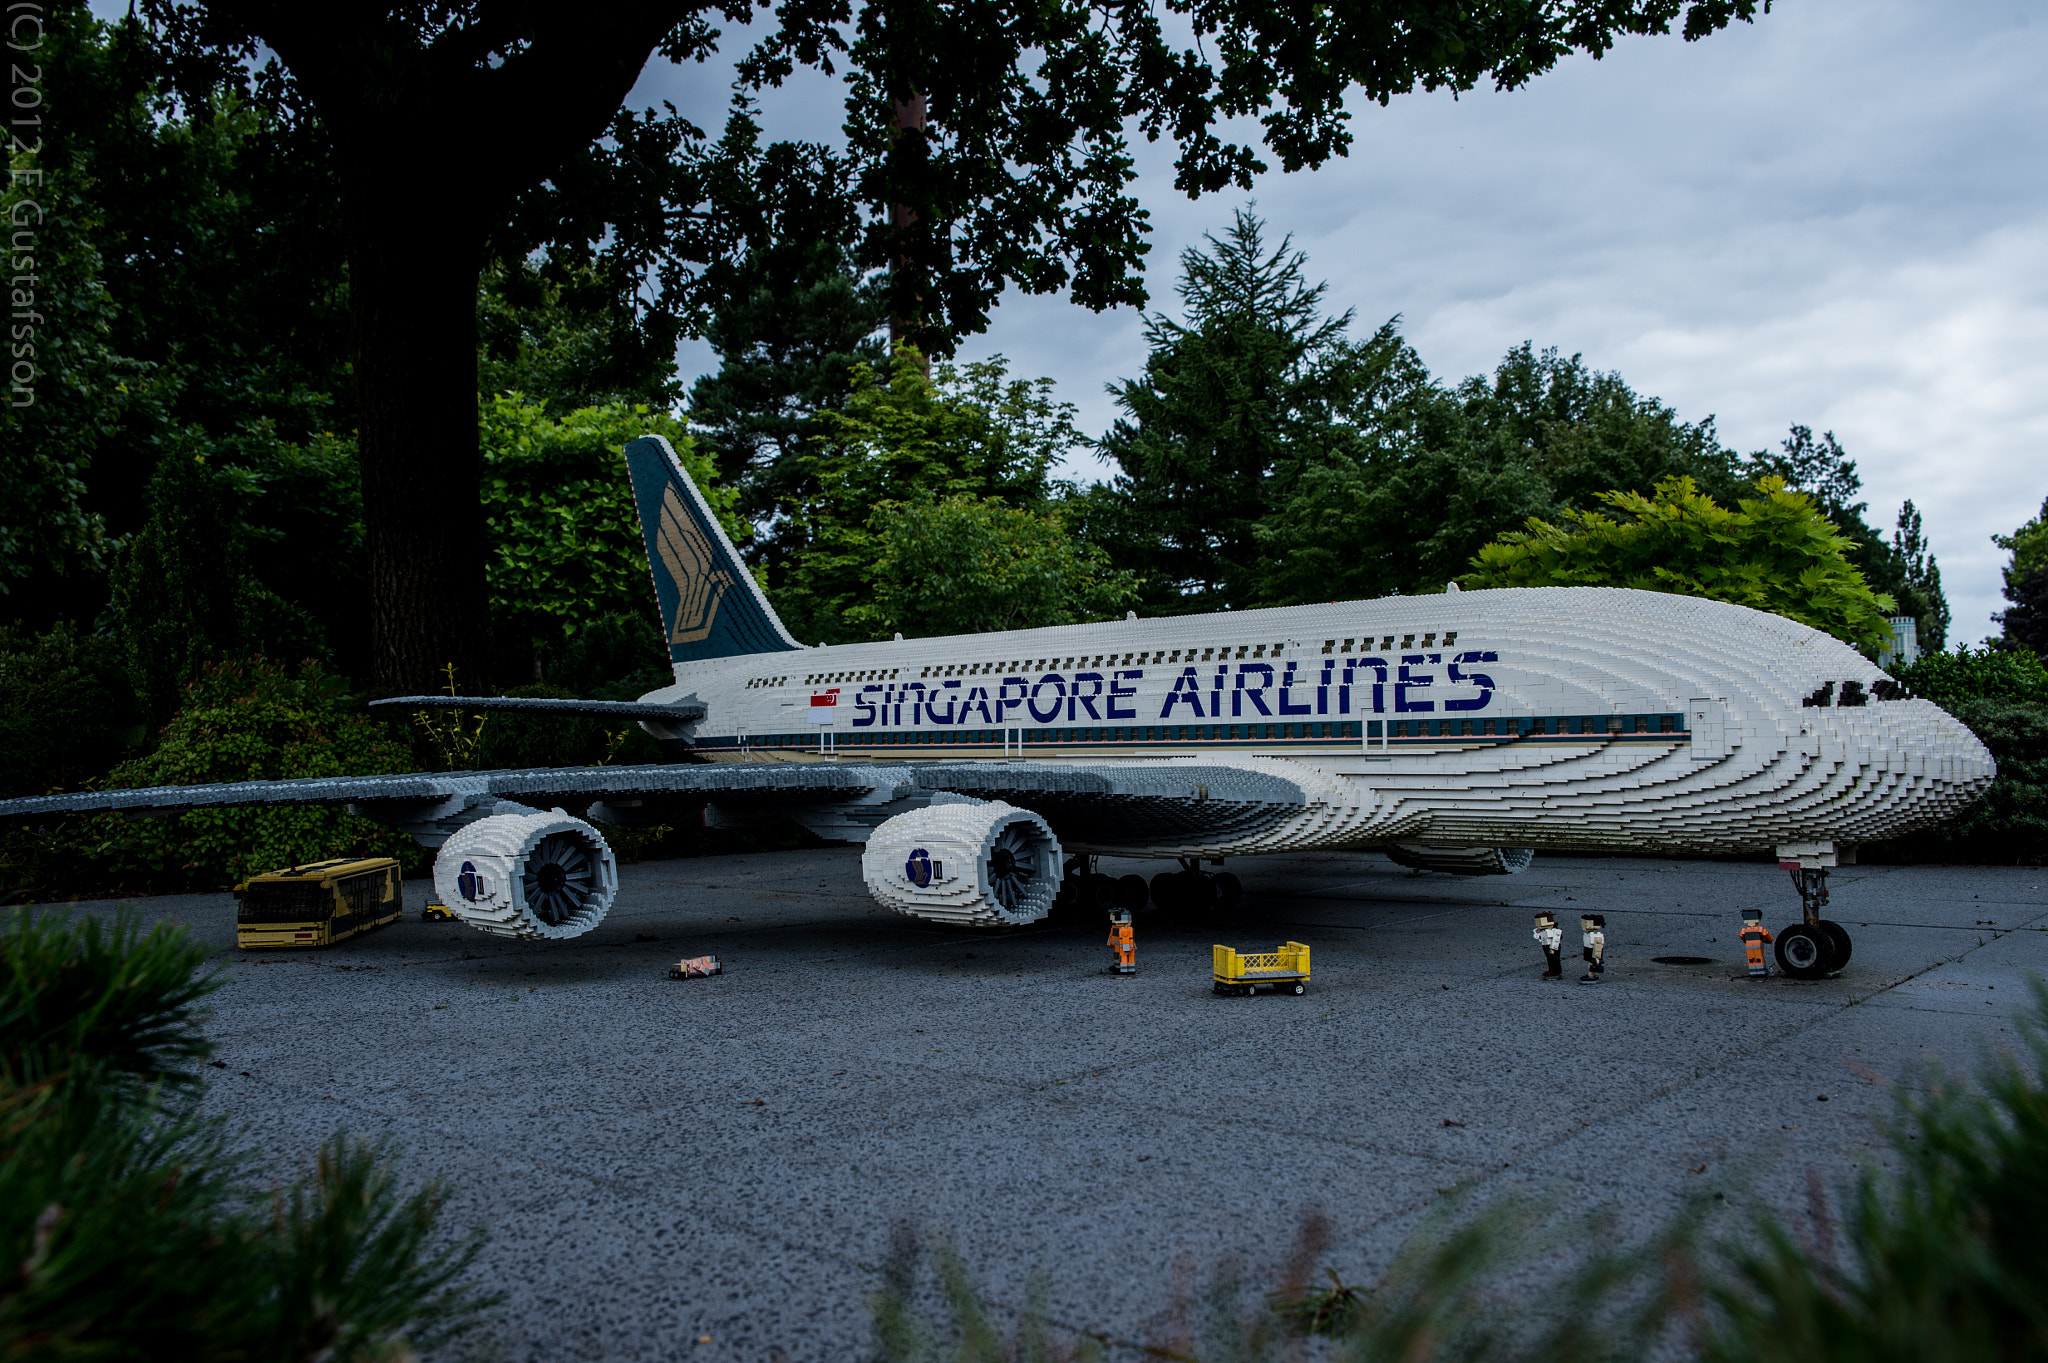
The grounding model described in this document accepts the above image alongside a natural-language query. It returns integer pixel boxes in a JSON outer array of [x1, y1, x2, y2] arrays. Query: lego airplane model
[[3, 437, 1995, 977]]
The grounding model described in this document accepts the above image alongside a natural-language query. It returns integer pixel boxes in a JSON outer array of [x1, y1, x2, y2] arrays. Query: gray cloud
[[953, 0, 2047, 643]]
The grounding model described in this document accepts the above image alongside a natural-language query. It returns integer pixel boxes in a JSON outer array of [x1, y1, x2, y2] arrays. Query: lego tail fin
[[623, 436, 802, 665]]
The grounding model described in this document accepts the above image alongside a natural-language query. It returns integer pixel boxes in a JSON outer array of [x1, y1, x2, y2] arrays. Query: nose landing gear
[[1775, 855, 1853, 979]]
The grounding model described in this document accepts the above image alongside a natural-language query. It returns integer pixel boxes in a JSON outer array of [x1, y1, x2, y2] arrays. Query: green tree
[[0, 625, 143, 800], [687, 240, 888, 565], [477, 396, 741, 671], [5, 5, 365, 666], [1742, 425, 1949, 651], [1097, 212, 1382, 613], [1251, 339, 1746, 608], [0, 910, 496, 1356], [774, 346, 1079, 644], [1994, 494, 2048, 656], [110, 441, 330, 727], [1460, 476, 1900, 651], [128, 0, 1767, 691], [476, 256, 682, 416], [2, 659, 422, 899], [855, 495, 1138, 639]]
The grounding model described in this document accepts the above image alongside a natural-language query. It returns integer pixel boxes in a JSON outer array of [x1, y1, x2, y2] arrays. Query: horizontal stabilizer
[[369, 696, 707, 722]]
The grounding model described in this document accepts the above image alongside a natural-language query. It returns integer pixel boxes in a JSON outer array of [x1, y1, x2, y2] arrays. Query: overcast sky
[[635, 0, 2048, 645]]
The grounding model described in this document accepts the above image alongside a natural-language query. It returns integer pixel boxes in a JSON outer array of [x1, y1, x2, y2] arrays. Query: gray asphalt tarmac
[[43, 850, 2048, 1360]]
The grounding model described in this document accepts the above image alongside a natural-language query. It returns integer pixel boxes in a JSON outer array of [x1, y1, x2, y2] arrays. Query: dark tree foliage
[[1875, 648, 2048, 864], [476, 258, 683, 415], [0, 626, 142, 801], [1994, 495, 2048, 657], [122, 0, 1768, 691], [2, 6, 367, 669], [110, 441, 328, 728], [1097, 212, 1377, 613], [1451, 343, 1746, 510], [687, 240, 888, 568], [2003, 569, 2048, 658]]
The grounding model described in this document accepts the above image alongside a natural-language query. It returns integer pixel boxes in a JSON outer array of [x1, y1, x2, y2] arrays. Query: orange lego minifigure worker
[[1107, 908, 1137, 974], [1740, 909, 1774, 978]]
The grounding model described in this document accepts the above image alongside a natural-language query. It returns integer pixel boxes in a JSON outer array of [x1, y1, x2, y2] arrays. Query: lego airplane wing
[[0, 763, 896, 844], [367, 696, 708, 722]]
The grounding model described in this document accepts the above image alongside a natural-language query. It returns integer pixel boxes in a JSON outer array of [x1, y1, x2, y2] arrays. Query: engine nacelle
[[433, 807, 619, 939], [1386, 844, 1535, 876], [862, 797, 1062, 927]]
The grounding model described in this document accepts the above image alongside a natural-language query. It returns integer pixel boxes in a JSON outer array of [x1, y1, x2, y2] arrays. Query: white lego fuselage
[[632, 585, 1993, 859]]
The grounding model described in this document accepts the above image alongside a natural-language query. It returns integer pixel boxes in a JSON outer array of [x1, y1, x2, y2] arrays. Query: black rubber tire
[[1115, 874, 1150, 911], [1212, 982, 1228, 995], [1775, 923, 1834, 979], [1818, 919, 1853, 971], [1288, 981, 1306, 996], [1083, 873, 1119, 912], [1213, 871, 1243, 911], [1151, 872, 1184, 915], [1182, 871, 1218, 915]]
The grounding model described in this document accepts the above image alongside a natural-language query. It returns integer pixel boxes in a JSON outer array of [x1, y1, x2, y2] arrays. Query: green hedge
[[2, 658, 422, 901], [1866, 648, 2048, 865]]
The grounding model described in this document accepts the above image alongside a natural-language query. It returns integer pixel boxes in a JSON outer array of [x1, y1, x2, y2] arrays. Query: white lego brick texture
[[432, 808, 620, 940], [861, 800, 1062, 927]]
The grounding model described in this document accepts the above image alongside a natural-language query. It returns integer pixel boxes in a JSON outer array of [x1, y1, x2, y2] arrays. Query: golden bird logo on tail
[[657, 485, 732, 644]]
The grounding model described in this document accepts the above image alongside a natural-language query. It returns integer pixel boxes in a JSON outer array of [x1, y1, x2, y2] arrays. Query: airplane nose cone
[[1851, 698, 1997, 838]]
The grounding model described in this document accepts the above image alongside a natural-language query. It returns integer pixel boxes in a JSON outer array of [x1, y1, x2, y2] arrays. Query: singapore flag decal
[[807, 688, 840, 724]]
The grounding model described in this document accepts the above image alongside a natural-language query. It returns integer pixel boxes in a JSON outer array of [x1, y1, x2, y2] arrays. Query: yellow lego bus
[[235, 856, 403, 950]]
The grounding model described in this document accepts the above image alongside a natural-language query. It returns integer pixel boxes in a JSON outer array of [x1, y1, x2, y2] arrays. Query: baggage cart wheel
[[1288, 981, 1306, 995]]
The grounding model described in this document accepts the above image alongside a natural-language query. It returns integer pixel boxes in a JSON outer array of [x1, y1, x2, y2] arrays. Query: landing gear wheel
[[1116, 874, 1150, 911], [1818, 920, 1853, 971], [1151, 873, 1185, 915], [1775, 923, 1834, 979], [1288, 981, 1306, 995], [1167, 872, 1218, 921], [1213, 872, 1243, 911], [1083, 873, 1118, 912]]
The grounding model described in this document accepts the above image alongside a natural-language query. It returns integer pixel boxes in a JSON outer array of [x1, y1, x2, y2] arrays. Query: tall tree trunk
[[888, 91, 927, 355], [346, 197, 493, 696]]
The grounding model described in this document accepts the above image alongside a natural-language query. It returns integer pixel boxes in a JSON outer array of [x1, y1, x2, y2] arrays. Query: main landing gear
[[1149, 858, 1242, 920], [1051, 855, 1148, 922], [1775, 866, 1854, 979], [1050, 856, 1248, 923]]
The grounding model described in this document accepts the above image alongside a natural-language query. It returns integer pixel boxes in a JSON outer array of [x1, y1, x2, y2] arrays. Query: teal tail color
[[623, 436, 802, 665]]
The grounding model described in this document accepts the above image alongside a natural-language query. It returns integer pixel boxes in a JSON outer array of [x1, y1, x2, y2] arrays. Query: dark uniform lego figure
[[1533, 911, 1564, 978], [1108, 908, 1136, 974], [1579, 913, 1606, 984], [1740, 910, 1775, 978]]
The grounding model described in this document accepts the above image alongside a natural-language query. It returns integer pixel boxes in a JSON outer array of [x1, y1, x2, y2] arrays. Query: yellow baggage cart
[[1212, 942, 1311, 996], [235, 856, 403, 950]]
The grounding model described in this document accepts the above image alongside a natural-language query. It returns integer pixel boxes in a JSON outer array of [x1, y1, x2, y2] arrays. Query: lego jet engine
[[432, 807, 619, 940], [862, 796, 1062, 927]]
